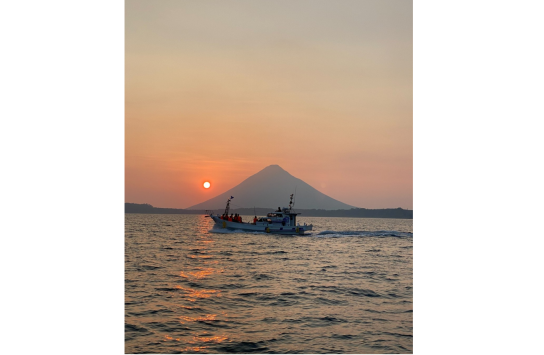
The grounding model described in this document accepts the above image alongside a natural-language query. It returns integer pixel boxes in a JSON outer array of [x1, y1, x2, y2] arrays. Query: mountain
[[188, 165, 355, 210]]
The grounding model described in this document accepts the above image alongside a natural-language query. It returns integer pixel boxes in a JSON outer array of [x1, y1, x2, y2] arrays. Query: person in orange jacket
[[253, 216, 257, 224]]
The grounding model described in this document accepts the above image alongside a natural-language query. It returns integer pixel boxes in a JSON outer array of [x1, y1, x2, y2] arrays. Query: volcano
[[188, 165, 355, 210]]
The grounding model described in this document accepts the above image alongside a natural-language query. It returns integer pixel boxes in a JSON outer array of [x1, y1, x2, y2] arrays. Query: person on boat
[[276, 207, 282, 212], [253, 216, 257, 224], [239, 215, 243, 223], [228, 214, 233, 222]]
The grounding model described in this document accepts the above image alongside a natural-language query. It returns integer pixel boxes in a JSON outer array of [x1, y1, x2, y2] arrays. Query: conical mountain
[[188, 165, 355, 210]]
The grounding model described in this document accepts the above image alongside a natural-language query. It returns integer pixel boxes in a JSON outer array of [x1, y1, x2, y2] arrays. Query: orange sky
[[126, 0, 412, 209]]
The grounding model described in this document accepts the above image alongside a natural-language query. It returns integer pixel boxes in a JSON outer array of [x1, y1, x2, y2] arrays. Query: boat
[[208, 194, 313, 235]]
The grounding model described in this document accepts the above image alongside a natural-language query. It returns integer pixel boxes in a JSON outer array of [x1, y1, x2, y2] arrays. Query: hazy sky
[[126, 0, 412, 209]]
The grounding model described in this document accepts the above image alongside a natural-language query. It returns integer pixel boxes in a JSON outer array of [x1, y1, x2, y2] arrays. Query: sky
[[126, 0, 412, 209]]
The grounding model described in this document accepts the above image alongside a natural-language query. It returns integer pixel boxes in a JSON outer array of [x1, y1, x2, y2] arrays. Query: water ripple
[[125, 214, 413, 353]]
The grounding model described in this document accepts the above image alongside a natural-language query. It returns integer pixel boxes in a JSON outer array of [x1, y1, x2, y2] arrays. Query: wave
[[314, 230, 412, 238], [208, 228, 412, 238], [217, 341, 269, 353]]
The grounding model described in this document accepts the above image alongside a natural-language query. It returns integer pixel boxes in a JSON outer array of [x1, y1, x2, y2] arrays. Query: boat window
[[267, 213, 283, 217]]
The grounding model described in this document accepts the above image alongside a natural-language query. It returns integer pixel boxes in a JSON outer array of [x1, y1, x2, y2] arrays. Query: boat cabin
[[264, 207, 298, 226]]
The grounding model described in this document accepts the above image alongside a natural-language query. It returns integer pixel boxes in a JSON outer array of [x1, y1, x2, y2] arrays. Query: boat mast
[[224, 197, 232, 216], [293, 186, 297, 210]]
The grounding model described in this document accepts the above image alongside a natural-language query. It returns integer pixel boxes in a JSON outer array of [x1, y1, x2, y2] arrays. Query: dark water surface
[[125, 214, 413, 354]]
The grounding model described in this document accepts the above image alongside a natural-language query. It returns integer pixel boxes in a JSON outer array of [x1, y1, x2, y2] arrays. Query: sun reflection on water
[[164, 333, 228, 344], [180, 267, 224, 280], [193, 335, 228, 343], [164, 218, 231, 352], [163, 334, 180, 341], [175, 285, 221, 301], [188, 254, 213, 259], [164, 331, 228, 353]]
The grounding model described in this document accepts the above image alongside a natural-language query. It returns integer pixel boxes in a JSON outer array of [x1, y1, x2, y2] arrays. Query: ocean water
[[125, 214, 413, 354]]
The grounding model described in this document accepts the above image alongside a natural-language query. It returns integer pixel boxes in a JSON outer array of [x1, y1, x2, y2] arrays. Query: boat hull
[[210, 215, 311, 235]]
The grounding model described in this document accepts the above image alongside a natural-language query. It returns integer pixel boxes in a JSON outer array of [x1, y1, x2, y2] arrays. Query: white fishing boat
[[208, 194, 313, 235]]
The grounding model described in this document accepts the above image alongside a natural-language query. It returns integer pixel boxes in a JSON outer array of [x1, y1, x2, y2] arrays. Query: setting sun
[[203, 182, 211, 189]]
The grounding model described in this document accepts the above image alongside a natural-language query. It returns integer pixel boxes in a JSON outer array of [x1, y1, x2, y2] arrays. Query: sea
[[125, 214, 413, 354]]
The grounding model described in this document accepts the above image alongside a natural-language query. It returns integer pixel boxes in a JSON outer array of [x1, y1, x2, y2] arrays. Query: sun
[[203, 181, 211, 189]]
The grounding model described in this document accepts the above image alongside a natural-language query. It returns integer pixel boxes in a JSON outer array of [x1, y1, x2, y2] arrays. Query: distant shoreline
[[125, 203, 413, 219]]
